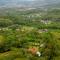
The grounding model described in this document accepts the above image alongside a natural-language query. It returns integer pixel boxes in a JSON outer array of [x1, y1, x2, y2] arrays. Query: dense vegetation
[[0, 8, 60, 60]]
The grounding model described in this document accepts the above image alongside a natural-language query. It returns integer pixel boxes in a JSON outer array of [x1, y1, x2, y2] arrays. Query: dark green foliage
[[0, 8, 60, 60]]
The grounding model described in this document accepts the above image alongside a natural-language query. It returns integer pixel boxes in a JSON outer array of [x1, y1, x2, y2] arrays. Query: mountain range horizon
[[0, 0, 60, 8]]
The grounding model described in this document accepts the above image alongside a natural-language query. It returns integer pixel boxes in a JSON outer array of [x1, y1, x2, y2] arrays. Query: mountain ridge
[[0, 0, 60, 8]]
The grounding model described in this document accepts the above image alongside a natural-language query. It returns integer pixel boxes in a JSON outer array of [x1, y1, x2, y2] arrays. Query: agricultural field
[[0, 8, 60, 60]]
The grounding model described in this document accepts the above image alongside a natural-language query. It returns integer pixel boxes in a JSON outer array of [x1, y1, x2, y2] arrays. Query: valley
[[0, 8, 60, 60]]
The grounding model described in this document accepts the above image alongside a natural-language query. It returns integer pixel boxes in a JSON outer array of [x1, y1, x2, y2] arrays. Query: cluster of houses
[[20, 26, 34, 32], [0, 26, 35, 32], [38, 29, 48, 33], [23, 13, 41, 19], [0, 28, 12, 31], [27, 43, 45, 57], [40, 20, 52, 25]]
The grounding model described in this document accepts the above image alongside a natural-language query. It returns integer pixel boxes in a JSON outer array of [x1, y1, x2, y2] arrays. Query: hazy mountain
[[0, 0, 33, 8], [31, 0, 60, 8], [0, 0, 60, 8]]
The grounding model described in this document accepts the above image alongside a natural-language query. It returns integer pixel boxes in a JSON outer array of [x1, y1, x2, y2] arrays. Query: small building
[[40, 20, 52, 25], [27, 47, 41, 57]]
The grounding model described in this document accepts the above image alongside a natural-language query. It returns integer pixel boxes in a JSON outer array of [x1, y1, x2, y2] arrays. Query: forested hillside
[[0, 8, 60, 60]]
